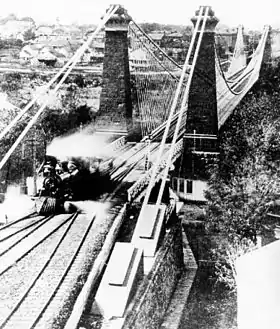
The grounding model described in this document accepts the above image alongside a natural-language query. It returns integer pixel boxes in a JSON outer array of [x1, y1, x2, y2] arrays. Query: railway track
[[0, 214, 75, 277], [0, 213, 77, 322], [0, 215, 51, 257], [0, 212, 37, 233], [0, 211, 99, 329], [0, 193, 126, 329], [0, 133, 156, 328]]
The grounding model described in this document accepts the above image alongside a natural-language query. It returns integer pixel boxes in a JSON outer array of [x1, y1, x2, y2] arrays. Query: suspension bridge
[[0, 4, 271, 329]]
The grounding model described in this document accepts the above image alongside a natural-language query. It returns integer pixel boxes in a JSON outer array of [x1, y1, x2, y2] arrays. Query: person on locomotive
[[62, 160, 87, 201], [40, 162, 62, 198]]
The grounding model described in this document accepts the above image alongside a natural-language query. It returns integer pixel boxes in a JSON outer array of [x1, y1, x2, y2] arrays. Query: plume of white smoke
[[46, 130, 116, 161], [65, 200, 110, 217], [0, 185, 35, 223]]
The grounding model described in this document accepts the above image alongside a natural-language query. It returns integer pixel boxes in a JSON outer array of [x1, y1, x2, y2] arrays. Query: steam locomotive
[[35, 155, 114, 214]]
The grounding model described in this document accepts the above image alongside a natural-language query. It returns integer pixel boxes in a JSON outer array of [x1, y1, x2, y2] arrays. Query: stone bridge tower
[[172, 6, 219, 201], [185, 6, 219, 152], [95, 6, 133, 137], [262, 25, 272, 66]]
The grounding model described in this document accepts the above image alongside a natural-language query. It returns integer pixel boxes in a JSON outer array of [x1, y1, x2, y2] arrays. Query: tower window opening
[[179, 179, 185, 193], [186, 180, 193, 194]]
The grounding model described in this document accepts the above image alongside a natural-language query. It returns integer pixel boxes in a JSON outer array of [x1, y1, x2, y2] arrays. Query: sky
[[1, 0, 280, 30]]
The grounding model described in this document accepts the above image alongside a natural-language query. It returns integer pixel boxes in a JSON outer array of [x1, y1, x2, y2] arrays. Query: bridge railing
[[106, 135, 127, 152], [127, 139, 183, 202]]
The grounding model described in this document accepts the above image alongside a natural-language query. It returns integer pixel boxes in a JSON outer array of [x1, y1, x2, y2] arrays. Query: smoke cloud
[[46, 129, 116, 161], [0, 185, 35, 223]]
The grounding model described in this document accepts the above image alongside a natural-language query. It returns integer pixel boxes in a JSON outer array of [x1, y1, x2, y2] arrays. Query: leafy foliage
[[0, 39, 23, 49], [1, 72, 23, 92], [211, 236, 255, 291], [0, 77, 93, 191], [206, 155, 280, 239], [23, 28, 36, 41], [205, 62, 280, 289]]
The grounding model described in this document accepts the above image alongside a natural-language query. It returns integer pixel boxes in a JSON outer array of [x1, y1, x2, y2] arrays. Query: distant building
[[83, 31, 105, 62], [161, 31, 187, 62], [147, 31, 165, 46], [272, 29, 280, 58], [19, 44, 40, 60], [147, 30, 188, 63], [35, 25, 53, 41], [129, 48, 148, 69], [161, 31, 184, 48], [216, 28, 250, 58], [35, 25, 82, 42], [0, 19, 34, 39], [20, 43, 67, 66]]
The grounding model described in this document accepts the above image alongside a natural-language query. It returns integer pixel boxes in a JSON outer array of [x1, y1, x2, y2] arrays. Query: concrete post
[[96, 6, 133, 136]]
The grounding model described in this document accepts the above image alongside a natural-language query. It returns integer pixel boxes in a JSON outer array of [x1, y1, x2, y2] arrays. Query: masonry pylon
[[185, 6, 219, 153], [262, 25, 272, 65], [172, 6, 220, 201], [95, 6, 134, 137]]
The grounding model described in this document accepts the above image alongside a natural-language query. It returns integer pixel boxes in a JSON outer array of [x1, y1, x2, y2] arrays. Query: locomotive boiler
[[35, 155, 113, 214]]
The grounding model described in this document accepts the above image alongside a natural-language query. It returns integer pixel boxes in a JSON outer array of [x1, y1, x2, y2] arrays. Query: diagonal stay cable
[[137, 6, 204, 216], [0, 6, 115, 143], [156, 6, 210, 206], [0, 4, 119, 172]]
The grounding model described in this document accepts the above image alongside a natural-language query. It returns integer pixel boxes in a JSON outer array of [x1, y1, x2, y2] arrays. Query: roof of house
[[91, 41, 104, 49], [49, 48, 66, 58], [20, 44, 43, 55], [39, 39, 69, 47], [164, 32, 183, 38], [36, 25, 53, 35], [130, 48, 148, 61], [148, 32, 165, 41]]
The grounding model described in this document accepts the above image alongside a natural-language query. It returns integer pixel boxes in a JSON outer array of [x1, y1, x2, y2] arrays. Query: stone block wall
[[186, 9, 219, 138], [122, 217, 184, 329], [96, 30, 132, 133], [176, 148, 219, 179], [181, 7, 220, 180]]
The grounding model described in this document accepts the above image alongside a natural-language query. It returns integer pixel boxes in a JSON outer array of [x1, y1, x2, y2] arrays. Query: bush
[[205, 63, 280, 290]]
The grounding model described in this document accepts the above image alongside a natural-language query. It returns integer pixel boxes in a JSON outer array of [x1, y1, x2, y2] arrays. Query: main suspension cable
[[156, 6, 210, 206], [137, 6, 204, 214], [0, 4, 119, 171], [0, 5, 114, 142]]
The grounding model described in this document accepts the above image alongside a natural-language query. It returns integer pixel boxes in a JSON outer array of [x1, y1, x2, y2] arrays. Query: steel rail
[[0, 213, 77, 276], [0, 212, 37, 232], [0, 216, 47, 243], [0, 212, 79, 329], [29, 213, 96, 329]]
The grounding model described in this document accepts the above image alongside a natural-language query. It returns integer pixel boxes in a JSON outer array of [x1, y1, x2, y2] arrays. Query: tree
[[39, 83, 92, 140], [0, 75, 93, 191], [23, 28, 36, 41], [206, 154, 280, 238], [206, 151, 280, 290], [139, 22, 161, 34], [205, 63, 280, 290]]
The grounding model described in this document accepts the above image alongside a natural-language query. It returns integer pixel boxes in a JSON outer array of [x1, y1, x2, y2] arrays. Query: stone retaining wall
[[121, 216, 184, 329]]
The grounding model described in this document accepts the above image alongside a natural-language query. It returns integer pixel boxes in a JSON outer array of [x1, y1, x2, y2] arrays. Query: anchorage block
[[132, 204, 166, 257], [94, 242, 143, 319]]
